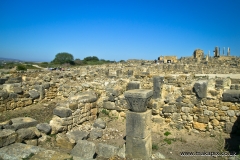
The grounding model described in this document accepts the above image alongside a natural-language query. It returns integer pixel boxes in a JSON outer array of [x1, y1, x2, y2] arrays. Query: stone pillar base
[[126, 110, 151, 138], [126, 134, 152, 159]]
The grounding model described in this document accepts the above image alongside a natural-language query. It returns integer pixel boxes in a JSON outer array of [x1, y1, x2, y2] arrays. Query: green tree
[[51, 52, 74, 64], [83, 56, 99, 62], [74, 58, 85, 65]]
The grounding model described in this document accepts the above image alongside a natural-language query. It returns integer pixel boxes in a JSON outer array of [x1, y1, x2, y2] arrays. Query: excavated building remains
[[0, 54, 240, 159]]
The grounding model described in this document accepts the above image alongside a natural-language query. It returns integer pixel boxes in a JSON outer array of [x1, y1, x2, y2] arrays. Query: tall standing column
[[153, 76, 164, 99], [124, 89, 153, 159]]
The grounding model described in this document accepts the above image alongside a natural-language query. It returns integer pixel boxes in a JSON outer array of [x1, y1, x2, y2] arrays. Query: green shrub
[[17, 64, 27, 70], [152, 144, 159, 150], [101, 109, 109, 116]]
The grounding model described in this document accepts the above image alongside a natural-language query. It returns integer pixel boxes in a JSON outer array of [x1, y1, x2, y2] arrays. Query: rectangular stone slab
[[126, 134, 152, 159], [222, 90, 240, 102], [4, 117, 38, 131], [124, 89, 153, 99], [126, 110, 151, 139]]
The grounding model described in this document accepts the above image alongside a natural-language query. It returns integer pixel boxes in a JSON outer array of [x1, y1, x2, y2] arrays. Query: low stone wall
[[1, 60, 240, 134], [49, 90, 98, 134]]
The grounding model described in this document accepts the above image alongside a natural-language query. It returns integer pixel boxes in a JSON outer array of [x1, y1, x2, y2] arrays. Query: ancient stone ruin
[[0, 54, 240, 159]]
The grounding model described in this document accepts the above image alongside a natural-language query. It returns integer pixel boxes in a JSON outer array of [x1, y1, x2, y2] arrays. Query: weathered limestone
[[36, 123, 52, 134], [0, 129, 17, 148], [222, 90, 240, 102], [153, 76, 164, 99], [71, 140, 96, 159], [126, 110, 151, 138], [193, 80, 207, 98], [4, 117, 38, 131], [124, 89, 153, 159], [97, 143, 119, 159], [0, 143, 45, 160], [53, 107, 72, 118]]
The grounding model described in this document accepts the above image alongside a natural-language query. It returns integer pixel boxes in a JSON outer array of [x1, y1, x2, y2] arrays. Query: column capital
[[124, 89, 153, 112]]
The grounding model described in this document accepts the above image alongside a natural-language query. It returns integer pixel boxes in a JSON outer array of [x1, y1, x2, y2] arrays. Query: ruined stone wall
[[1, 57, 240, 134]]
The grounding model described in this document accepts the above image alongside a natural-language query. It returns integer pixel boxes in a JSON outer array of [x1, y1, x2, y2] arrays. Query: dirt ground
[[1, 101, 240, 160]]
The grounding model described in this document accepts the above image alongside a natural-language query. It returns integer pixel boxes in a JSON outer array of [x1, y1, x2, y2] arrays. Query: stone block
[[0, 143, 45, 160], [34, 85, 45, 99], [53, 107, 72, 118], [4, 117, 38, 131], [106, 87, 122, 97], [66, 130, 89, 142], [0, 78, 7, 84], [16, 128, 36, 143], [0, 90, 8, 100], [126, 81, 140, 90], [56, 133, 75, 150], [126, 134, 152, 160], [193, 122, 206, 131], [36, 123, 52, 134], [162, 105, 176, 113], [89, 128, 103, 140], [126, 110, 151, 139], [0, 129, 17, 148], [193, 80, 207, 98], [31, 150, 72, 160], [28, 90, 40, 100], [69, 90, 97, 103], [5, 77, 22, 84], [153, 76, 164, 99], [97, 143, 119, 158], [93, 118, 106, 129], [71, 140, 95, 159], [124, 89, 153, 112], [222, 90, 240, 102]]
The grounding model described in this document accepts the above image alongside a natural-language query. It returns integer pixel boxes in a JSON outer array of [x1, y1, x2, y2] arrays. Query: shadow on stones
[[93, 153, 98, 159], [225, 115, 240, 155]]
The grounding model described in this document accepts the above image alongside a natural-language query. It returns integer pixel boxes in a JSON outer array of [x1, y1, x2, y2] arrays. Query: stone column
[[214, 46, 219, 57], [153, 76, 164, 99], [126, 81, 140, 90], [124, 89, 153, 159]]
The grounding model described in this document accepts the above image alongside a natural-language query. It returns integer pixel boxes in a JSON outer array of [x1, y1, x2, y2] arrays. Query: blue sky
[[0, 0, 239, 62]]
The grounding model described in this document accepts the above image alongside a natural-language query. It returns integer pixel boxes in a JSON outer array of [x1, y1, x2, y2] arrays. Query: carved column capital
[[124, 89, 153, 112]]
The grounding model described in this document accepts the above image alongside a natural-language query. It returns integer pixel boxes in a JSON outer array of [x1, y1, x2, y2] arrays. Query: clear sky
[[0, 0, 239, 62]]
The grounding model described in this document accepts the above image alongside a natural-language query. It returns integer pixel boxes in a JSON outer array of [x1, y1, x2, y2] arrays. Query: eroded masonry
[[0, 53, 240, 159]]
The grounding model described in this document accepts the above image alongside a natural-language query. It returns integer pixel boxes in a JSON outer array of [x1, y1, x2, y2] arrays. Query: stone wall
[[1, 57, 240, 134]]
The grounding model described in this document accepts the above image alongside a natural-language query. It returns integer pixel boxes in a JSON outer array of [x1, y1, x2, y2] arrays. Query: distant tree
[[74, 58, 83, 65], [119, 60, 125, 63], [51, 52, 74, 64], [83, 56, 99, 62]]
